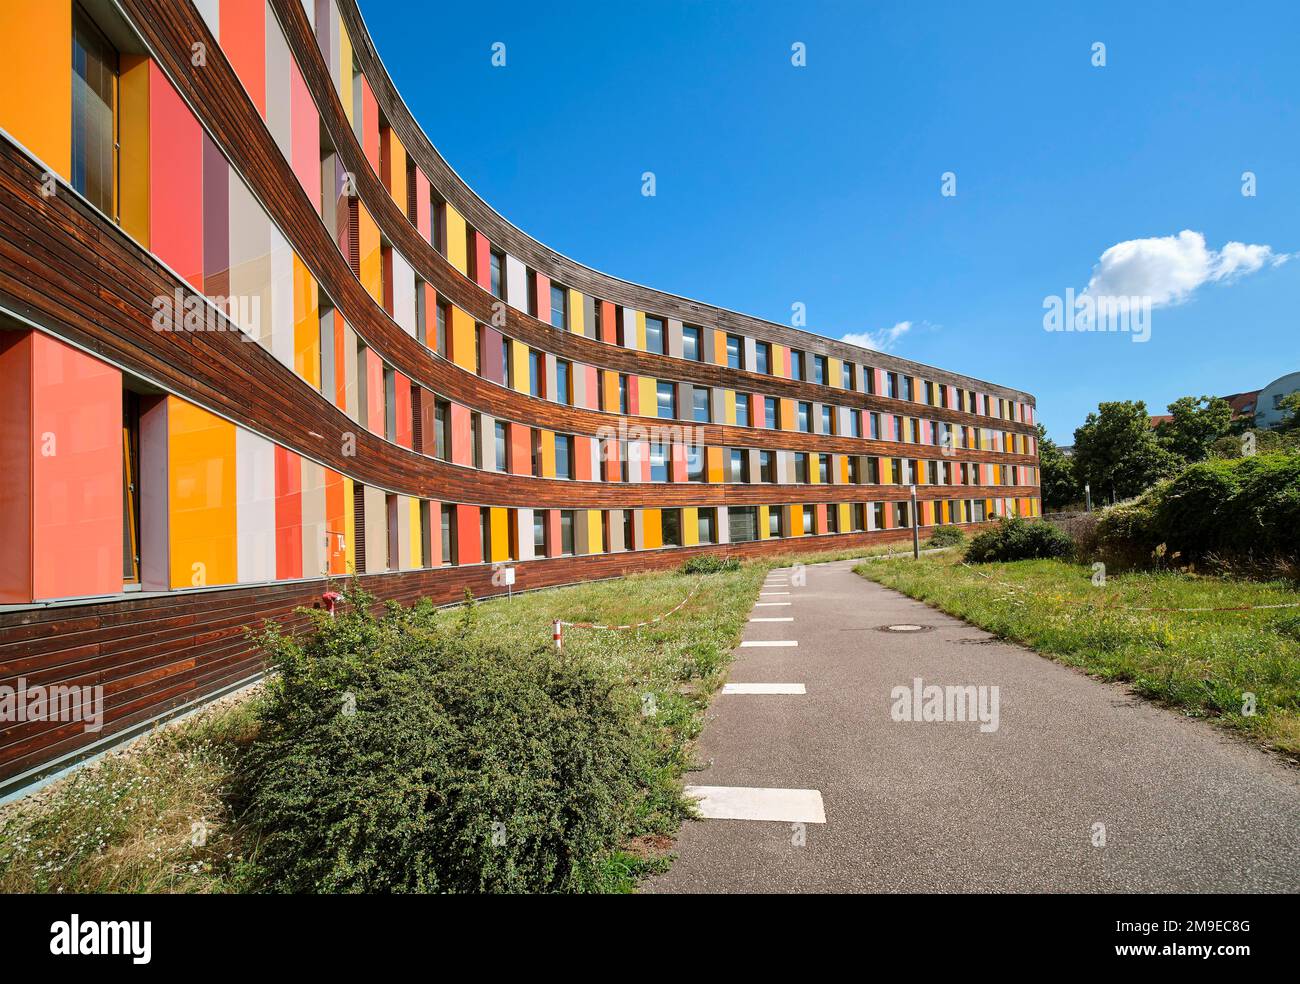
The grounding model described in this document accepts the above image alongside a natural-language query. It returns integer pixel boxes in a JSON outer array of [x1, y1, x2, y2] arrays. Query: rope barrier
[[960, 562, 1300, 613]]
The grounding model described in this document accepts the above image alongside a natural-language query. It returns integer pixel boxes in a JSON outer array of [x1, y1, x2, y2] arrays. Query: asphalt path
[[644, 559, 1300, 893]]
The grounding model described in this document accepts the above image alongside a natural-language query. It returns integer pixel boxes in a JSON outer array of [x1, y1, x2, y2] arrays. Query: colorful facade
[[0, 0, 1038, 788]]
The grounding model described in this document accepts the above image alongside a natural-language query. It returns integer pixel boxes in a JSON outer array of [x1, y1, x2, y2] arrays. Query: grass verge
[[855, 553, 1300, 756], [1, 561, 773, 893]]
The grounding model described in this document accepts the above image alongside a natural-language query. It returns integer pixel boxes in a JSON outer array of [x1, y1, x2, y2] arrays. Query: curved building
[[0, 0, 1039, 790]]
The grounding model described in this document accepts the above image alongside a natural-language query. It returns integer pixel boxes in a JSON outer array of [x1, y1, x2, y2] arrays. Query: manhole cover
[[878, 623, 932, 633]]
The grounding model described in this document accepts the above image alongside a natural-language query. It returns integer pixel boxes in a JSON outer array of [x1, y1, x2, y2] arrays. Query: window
[[827, 505, 839, 533], [853, 503, 867, 532], [867, 457, 880, 483], [72, 5, 119, 215], [887, 372, 900, 399], [560, 510, 575, 554], [842, 362, 854, 389], [870, 412, 881, 440], [768, 508, 783, 538], [813, 355, 827, 385], [692, 387, 710, 423], [818, 455, 829, 483], [735, 392, 750, 427], [821, 405, 834, 434], [682, 325, 701, 361], [894, 501, 911, 528], [528, 350, 542, 397], [555, 435, 573, 479], [415, 277, 428, 345], [849, 412, 861, 438], [645, 316, 665, 354], [729, 506, 758, 543], [697, 508, 716, 545], [759, 450, 775, 483], [470, 412, 483, 469], [865, 367, 877, 395], [432, 197, 447, 254], [662, 509, 682, 547], [802, 506, 815, 534], [122, 391, 141, 583], [847, 456, 860, 483], [434, 399, 450, 460], [904, 376, 915, 401], [729, 449, 747, 483], [755, 342, 771, 375], [435, 297, 450, 357], [686, 446, 705, 482], [790, 349, 804, 381], [764, 397, 778, 429], [441, 504, 456, 564], [797, 401, 811, 433], [794, 453, 809, 484], [649, 442, 669, 482], [501, 337, 511, 387], [726, 334, 743, 369], [494, 420, 508, 471], [477, 508, 490, 566], [623, 509, 634, 551], [556, 360, 571, 405], [490, 250, 504, 299], [533, 511, 548, 555], [657, 381, 676, 419], [617, 373, 628, 414], [382, 493, 397, 571], [550, 283, 567, 329]]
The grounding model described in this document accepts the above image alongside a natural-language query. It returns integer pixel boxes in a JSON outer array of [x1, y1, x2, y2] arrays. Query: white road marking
[[721, 683, 806, 695], [754, 602, 791, 607], [759, 591, 790, 596], [749, 617, 794, 622], [685, 785, 826, 823], [740, 640, 798, 648]]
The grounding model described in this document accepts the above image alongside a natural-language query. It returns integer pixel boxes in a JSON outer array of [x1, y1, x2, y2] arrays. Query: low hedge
[[241, 587, 641, 893], [964, 517, 1074, 563], [1155, 453, 1300, 562], [1082, 452, 1300, 572], [681, 554, 742, 574], [926, 525, 966, 548]]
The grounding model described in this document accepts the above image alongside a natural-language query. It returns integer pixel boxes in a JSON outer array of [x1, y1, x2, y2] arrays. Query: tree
[[1035, 424, 1081, 511], [1072, 400, 1181, 503], [1278, 391, 1300, 431], [1154, 395, 1233, 463]]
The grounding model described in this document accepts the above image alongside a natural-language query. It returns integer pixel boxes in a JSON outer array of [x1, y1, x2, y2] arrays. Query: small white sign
[[501, 567, 516, 586]]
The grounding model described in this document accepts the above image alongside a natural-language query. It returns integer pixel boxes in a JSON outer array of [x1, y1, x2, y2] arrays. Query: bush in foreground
[[681, 554, 741, 574], [926, 525, 965, 548], [241, 586, 641, 893], [964, 517, 1074, 563]]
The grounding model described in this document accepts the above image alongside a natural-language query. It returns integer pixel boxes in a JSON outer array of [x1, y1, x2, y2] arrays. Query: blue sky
[[361, 0, 1299, 442]]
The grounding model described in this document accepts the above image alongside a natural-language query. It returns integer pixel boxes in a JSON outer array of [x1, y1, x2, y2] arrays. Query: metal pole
[[910, 484, 920, 559], [1084, 482, 1092, 513]]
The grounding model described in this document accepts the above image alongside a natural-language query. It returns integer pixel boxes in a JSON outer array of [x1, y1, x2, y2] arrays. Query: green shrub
[[964, 517, 1074, 563], [681, 554, 741, 574], [241, 585, 641, 893], [926, 525, 965, 548], [1093, 493, 1164, 570], [1155, 453, 1300, 562]]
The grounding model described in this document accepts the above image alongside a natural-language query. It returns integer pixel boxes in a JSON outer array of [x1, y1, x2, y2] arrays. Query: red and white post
[[553, 619, 563, 651]]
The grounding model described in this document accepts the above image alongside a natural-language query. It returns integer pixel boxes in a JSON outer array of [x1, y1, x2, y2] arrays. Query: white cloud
[[1083, 230, 1288, 308], [841, 320, 913, 352]]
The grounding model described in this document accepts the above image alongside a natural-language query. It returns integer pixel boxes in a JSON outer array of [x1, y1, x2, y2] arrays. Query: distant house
[[1147, 377, 1298, 430], [1256, 372, 1300, 429]]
